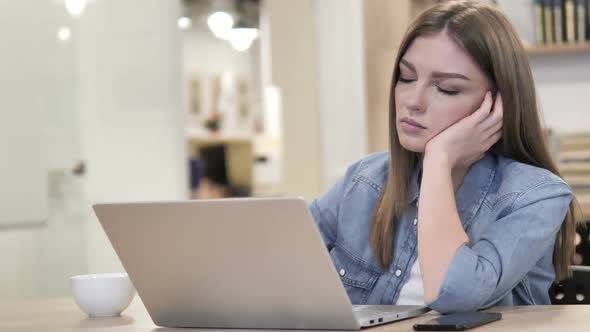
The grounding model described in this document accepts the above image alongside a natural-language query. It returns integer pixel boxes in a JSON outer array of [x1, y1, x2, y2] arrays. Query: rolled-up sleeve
[[427, 181, 573, 313], [308, 161, 363, 250]]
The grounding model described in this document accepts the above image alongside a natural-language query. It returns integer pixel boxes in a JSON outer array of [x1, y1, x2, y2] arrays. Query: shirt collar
[[407, 158, 422, 205], [408, 152, 497, 228]]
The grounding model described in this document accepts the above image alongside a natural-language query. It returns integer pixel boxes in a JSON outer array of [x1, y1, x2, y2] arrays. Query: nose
[[403, 82, 426, 112]]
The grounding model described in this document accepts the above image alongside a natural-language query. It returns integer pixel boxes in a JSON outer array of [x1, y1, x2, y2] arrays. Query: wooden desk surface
[[2, 296, 589, 332]]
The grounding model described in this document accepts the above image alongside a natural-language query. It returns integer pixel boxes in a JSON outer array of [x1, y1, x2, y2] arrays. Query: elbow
[[426, 290, 484, 314], [423, 282, 440, 305], [425, 274, 496, 314], [426, 274, 494, 312], [424, 247, 498, 313]]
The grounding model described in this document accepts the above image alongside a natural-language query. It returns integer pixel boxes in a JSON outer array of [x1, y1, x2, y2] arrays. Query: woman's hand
[[425, 91, 503, 171]]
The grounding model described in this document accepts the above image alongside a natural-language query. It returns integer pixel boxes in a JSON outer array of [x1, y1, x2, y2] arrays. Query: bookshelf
[[526, 41, 590, 55], [410, 1, 590, 57], [557, 133, 590, 218]]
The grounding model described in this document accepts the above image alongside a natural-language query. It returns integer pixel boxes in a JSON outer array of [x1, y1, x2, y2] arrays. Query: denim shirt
[[309, 152, 572, 313]]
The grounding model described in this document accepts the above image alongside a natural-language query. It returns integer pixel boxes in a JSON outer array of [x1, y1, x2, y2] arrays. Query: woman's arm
[[418, 153, 468, 303], [418, 92, 503, 304], [421, 179, 571, 313]]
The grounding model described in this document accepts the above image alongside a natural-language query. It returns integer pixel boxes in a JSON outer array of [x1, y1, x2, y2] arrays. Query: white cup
[[70, 273, 136, 318]]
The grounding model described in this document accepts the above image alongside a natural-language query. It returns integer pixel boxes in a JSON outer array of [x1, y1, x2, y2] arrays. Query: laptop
[[93, 197, 430, 329]]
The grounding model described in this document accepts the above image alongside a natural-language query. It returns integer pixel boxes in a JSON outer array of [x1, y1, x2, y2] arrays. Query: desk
[[1, 297, 589, 331]]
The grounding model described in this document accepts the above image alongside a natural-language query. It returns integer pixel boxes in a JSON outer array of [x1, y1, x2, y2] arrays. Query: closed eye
[[437, 86, 459, 96], [398, 77, 415, 84]]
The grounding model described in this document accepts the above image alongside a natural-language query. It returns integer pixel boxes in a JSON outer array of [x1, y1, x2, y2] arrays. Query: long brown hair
[[370, 0, 581, 282]]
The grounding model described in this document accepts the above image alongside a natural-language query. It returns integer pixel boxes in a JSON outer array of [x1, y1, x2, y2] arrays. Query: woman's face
[[394, 30, 493, 153]]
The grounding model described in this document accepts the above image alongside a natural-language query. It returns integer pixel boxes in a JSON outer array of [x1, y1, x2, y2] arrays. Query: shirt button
[[395, 269, 402, 277], [339, 269, 346, 277], [413, 218, 418, 225]]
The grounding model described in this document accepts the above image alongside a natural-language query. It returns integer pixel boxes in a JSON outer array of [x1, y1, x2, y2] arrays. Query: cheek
[[393, 86, 402, 119], [428, 97, 477, 133]]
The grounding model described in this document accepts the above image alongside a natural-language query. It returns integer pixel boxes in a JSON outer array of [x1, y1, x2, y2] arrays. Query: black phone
[[413, 312, 502, 331]]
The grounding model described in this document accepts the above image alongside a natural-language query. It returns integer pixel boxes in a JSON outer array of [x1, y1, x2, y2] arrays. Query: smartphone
[[413, 312, 502, 331]]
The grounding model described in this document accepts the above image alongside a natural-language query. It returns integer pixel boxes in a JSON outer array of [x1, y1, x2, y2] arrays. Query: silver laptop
[[93, 197, 430, 329]]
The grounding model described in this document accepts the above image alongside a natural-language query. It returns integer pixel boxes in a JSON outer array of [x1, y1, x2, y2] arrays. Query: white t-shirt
[[396, 259, 425, 305]]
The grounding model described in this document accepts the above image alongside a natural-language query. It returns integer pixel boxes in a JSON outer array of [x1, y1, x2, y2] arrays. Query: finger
[[472, 91, 494, 124], [480, 110, 502, 132], [485, 129, 503, 149], [483, 115, 503, 137], [480, 92, 503, 131]]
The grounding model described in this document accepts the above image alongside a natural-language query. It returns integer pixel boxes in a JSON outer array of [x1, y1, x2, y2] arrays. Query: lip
[[400, 117, 427, 129]]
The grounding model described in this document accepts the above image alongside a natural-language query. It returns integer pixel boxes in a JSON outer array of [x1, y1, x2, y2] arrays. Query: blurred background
[[2, 0, 590, 301]]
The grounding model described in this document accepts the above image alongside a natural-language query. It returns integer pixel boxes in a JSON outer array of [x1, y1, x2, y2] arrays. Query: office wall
[[263, 0, 323, 200], [531, 55, 590, 134], [263, 0, 369, 199], [0, 0, 187, 299], [363, 0, 412, 153], [314, 0, 369, 189], [0, 0, 85, 299], [77, 0, 187, 275], [182, 9, 259, 133]]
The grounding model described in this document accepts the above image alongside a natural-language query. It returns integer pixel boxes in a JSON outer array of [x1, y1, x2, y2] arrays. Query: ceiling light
[[228, 27, 258, 51], [178, 17, 192, 30], [57, 27, 71, 42], [207, 11, 234, 40], [64, 0, 86, 16]]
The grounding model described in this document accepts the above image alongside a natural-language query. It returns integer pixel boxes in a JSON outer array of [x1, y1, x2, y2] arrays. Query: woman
[[309, 0, 580, 314]]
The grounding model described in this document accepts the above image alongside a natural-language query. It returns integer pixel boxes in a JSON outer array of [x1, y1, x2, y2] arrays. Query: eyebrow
[[399, 59, 471, 81]]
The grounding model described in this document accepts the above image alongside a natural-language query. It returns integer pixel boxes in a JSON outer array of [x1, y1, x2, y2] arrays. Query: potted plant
[[204, 111, 221, 134]]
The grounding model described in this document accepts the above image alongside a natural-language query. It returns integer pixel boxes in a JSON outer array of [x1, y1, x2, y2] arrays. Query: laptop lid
[[93, 197, 362, 329]]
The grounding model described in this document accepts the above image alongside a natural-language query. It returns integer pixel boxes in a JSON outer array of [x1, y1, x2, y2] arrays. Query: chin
[[398, 135, 426, 153]]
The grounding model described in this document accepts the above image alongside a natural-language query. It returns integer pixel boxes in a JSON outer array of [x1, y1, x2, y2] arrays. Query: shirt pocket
[[330, 245, 380, 304]]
